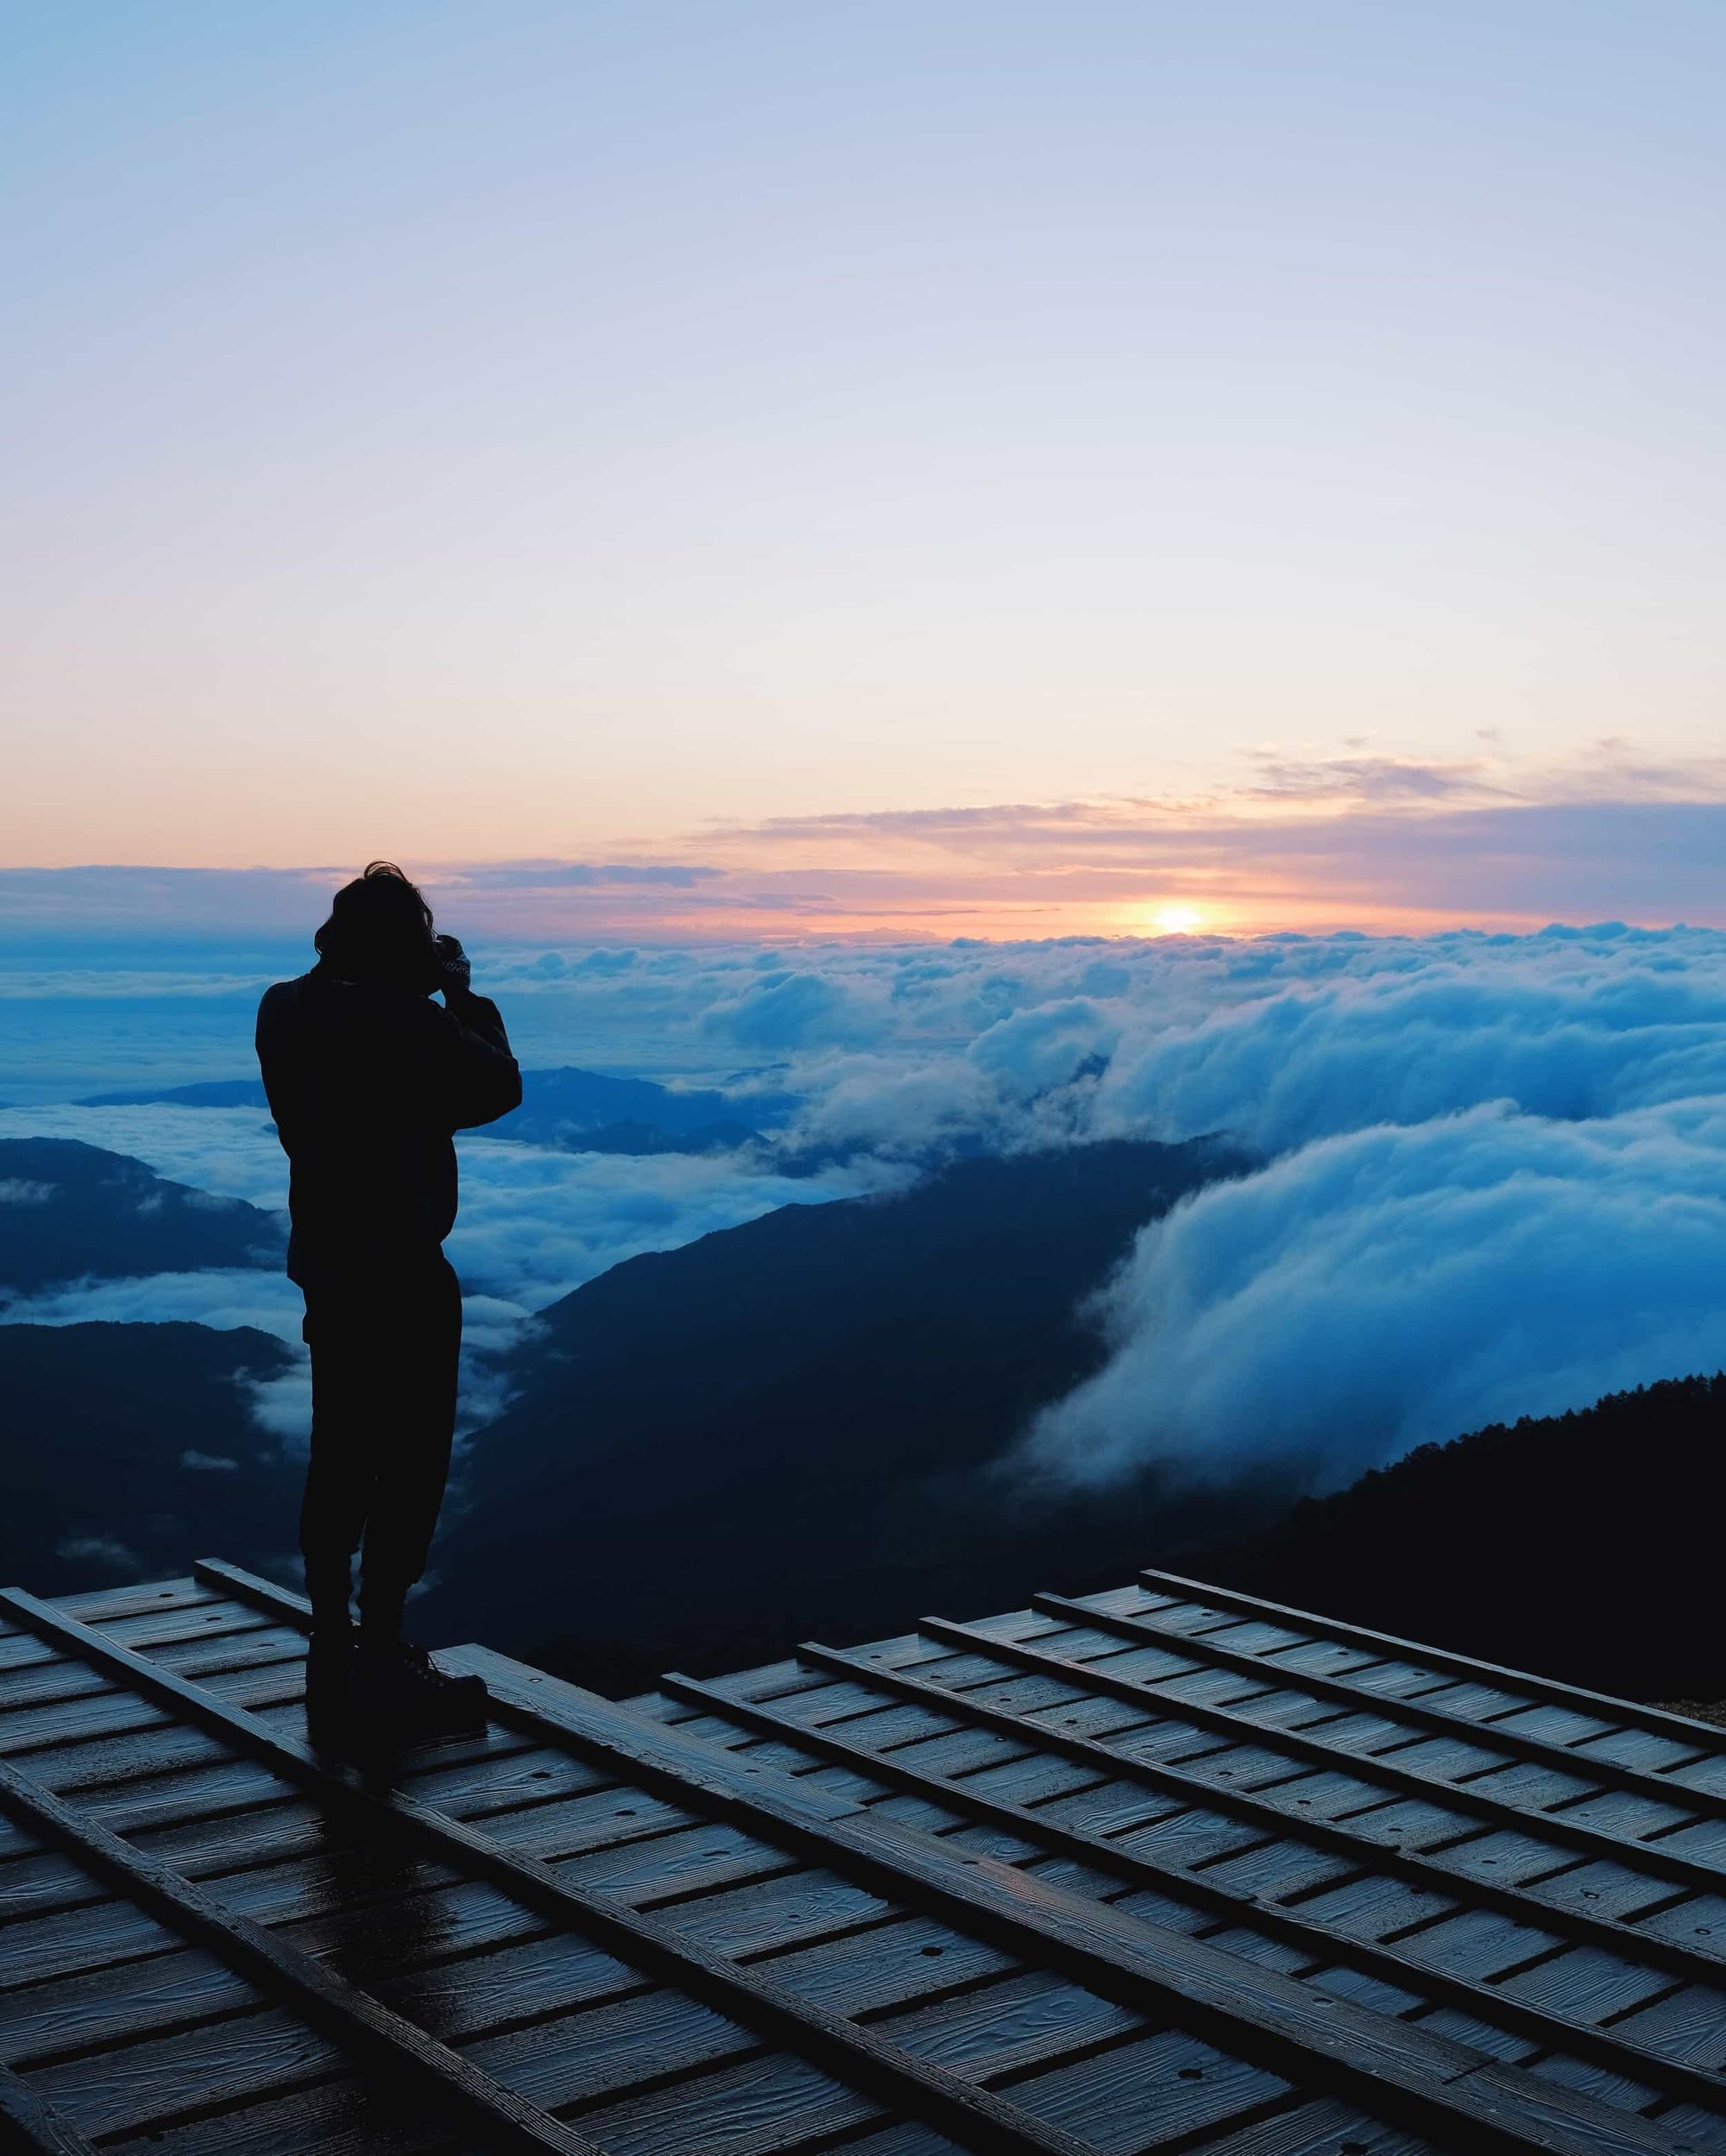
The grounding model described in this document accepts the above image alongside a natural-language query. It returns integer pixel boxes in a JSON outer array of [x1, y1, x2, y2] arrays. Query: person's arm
[[426, 940, 522, 1130]]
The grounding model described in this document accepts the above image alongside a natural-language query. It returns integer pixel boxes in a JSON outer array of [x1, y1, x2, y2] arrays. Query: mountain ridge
[[0, 1320, 301, 1594], [1185, 1371, 1726, 1703], [422, 1134, 1266, 1686], [74, 1062, 791, 1157], [0, 1136, 284, 1295]]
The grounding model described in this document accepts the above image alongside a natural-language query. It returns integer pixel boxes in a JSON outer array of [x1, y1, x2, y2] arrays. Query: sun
[[1146, 904, 1205, 936]]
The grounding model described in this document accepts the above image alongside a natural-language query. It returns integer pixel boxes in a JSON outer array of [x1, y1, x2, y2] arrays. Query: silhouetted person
[[256, 861, 521, 1732]]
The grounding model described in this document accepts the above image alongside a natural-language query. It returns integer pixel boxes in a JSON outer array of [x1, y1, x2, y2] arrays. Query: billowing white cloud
[[244, 1362, 311, 1444], [0, 1104, 901, 1320], [1088, 936, 1726, 1153], [445, 1138, 902, 1310], [1024, 1098, 1726, 1494], [0, 1267, 305, 1338], [7, 921, 1726, 1497], [507, 924, 1726, 1495], [0, 1129, 902, 1449], [0, 1105, 290, 1209]]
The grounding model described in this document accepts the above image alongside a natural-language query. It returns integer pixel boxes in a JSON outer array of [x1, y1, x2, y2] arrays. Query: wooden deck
[[1, 1563, 1724, 2154]]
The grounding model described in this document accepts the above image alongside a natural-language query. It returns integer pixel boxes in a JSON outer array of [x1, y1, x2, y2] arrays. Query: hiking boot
[[350, 1639, 488, 1737]]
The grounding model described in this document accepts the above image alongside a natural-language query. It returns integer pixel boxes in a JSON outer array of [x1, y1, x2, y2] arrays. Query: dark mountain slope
[[79, 1078, 271, 1108], [0, 1138, 284, 1294], [425, 1137, 1260, 1685], [1186, 1372, 1726, 1703], [491, 1065, 791, 1150], [0, 1321, 302, 1594]]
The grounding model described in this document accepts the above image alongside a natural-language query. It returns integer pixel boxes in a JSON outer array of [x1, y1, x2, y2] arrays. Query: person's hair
[[314, 861, 437, 988]]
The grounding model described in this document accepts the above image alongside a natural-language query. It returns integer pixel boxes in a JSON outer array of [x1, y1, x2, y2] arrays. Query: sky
[[4, 3, 1725, 937]]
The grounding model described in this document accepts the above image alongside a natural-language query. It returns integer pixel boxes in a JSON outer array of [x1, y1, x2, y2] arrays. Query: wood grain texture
[[0, 1751, 602, 2154], [13, 1556, 1719, 2156], [454, 1643, 1696, 2156], [656, 1670, 1726, 2115], [790, 1638, 1726, 2001], [0, 2059, 100, 2156], [0, 1586, 1112, 2156], [1133, 1570, 1726, 1757], [910, 1617, 1726, 1901]]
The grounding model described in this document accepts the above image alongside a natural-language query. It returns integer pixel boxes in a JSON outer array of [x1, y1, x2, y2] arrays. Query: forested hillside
[[423, 1135, 1261, 1686], [1188, 1372, 1726, 1703]]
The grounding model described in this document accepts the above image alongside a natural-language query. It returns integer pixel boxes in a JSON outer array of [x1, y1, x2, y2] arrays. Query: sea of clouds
[[5, 922, 1724, 1494], [0, 1099, 900, 1442]]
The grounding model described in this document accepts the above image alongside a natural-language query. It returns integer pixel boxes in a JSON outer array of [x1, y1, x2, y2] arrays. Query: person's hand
[[433, 934, 472, 996]]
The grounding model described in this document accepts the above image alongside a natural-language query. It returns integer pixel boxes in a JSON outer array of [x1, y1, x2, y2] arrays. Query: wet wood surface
[[4, 1561, 1726, 2156]]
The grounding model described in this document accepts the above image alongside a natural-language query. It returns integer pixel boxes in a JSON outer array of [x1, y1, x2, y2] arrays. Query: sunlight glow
[[1148, 905, 1205, 936]]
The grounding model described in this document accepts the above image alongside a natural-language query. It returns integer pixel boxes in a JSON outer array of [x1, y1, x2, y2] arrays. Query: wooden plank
[[0, 1849, 102, 1927], [91, 1604, 272, 1654], [451, 1643, 1703, 2156], [61, 1754, 299, 1840], [0, 1891, 182, 1995], [51, 1580, 216, 1623], [0, 2063, 100, 2156], [872, 1970, 1139, 2083], [1194, 2099, 1446, 2156], [3, 1821, 967, 2109], [1005, 2027, 1290, 2153], [0, 1588, 1110, 2156], [790, 1641, 1726, 1995], [149, 1627, 308, 1680], [570, 2047, 875, 2156], [914, 1618, 1726, 1900], [836, 2130, 968, 2156], [0, 1944, 259, 2068], [463, 1984, 760, 2115], [381, 1929, 647, 2044], [770, 1913, 1017, 2019], [0, 1752, 602, 2154], [93, 2069, 457, 2156], [0, 1663, 110, 1717], [194, 1563, 1698, 2156], [470, 1968, 1163, 2135], [0, 1688, 173, 1761], [1134, 1570, 1726, 1759], [398, 1743, 606, 1819], [28, 2003, 350, 2143], [16, 1717, 236, 1795], [537, 1817, 793, 1907]]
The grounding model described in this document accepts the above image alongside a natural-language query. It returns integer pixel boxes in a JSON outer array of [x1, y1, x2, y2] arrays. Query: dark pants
[[299, 1253, 463, 1636]]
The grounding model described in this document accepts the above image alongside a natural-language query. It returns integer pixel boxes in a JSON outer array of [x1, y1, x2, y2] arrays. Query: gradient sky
[[5, 3, 1724, 936]]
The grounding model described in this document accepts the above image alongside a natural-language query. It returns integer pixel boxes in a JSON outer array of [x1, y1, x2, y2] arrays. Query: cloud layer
[[6, 921, 1725, 1498], [545, 923, 1726, 1494], [0, 1104, 903, 1442], [1024, 1097, 1726, 1494]]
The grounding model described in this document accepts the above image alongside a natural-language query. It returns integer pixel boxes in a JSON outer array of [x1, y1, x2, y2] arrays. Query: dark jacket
[[255, 963, 521, 1284]]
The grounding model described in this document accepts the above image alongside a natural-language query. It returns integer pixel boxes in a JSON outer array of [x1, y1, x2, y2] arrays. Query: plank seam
[[1029, 1592, 1726, 1825], [657, 1669, 1726, 2120], [2, 1579, 1104, 2156], [0, 1750, 603, 2155], [791, 1639, 1726, 1993], [918, 1616, 1725, 1901], [0, 2060, 99, 2156], [1137, 1570, 1726, 1757]]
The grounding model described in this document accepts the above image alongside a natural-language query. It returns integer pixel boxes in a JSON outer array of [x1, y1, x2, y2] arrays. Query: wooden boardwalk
[[1, 1562, 1724, 2154]]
